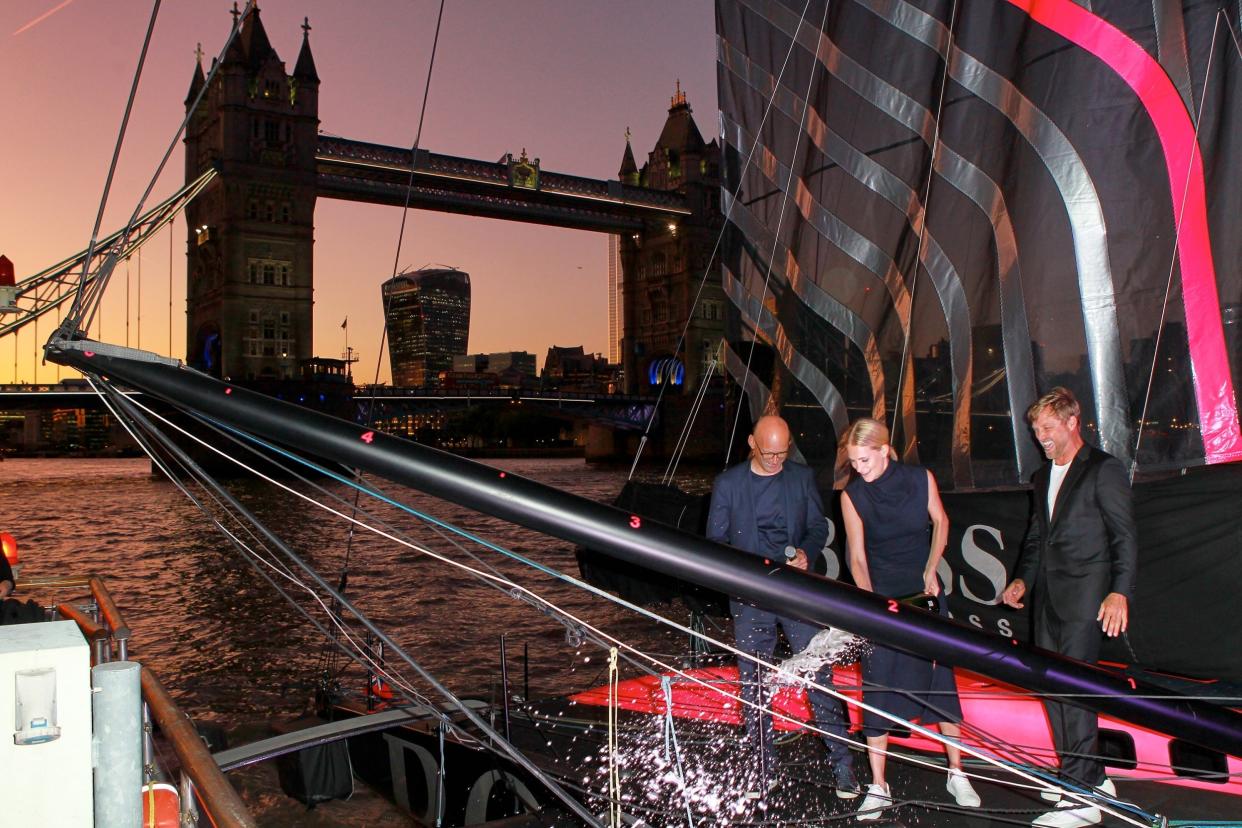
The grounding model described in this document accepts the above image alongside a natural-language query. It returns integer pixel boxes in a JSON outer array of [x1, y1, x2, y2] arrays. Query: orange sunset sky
[[0, 1, 716, 384]]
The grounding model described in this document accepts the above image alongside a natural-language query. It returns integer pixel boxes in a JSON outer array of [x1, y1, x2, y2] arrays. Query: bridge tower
[[618, 84, 725, 395], [183, 6, 320, 380]]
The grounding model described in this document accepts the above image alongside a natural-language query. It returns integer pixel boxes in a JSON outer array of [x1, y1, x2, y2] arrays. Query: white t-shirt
[[1047, 460, 1071, 518]]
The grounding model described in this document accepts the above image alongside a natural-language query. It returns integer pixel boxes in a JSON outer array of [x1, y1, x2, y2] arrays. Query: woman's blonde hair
[[839, 417, 898, 460]]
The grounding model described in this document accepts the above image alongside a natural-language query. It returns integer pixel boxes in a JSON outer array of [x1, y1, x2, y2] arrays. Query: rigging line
[[68, 0, 161, 328], [662, 350, 720, 483], [100, 395, 600, 824], [668, 353, 721, 480], [1131, 7, 1226, 479], [91, 384, 346, 643], [137, 250, 142, 350], [85, 384, 477, 722], [71, 3, 253, 335], [113, 394, 558, 705], [120, 391, 650, 688], [630, 0, 817, 477], [171, 394, 519, 594], [102, 391, 585, 810], [359, 0, 450, 399], [725, 0, 830, 466], [338, 0, 448, 644], [98, 401, 471, 739], [889, 0, 961, 452], [168, 215, 173, 361], [174, 417, 1143, 816], [1227, 7, 1242, 58], [113, 381, 1152, 816]]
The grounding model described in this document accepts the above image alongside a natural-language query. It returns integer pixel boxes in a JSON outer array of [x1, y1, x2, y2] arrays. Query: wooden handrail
[[55, 602, 106, 641], [88, 577, 131, 641], [141, 668, 256, 828], [40, 577, 255, 826]]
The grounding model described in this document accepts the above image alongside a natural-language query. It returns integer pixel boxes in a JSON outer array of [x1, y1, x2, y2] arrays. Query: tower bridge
[[183, 5, 726, 401], [316, 138, 689, 233]]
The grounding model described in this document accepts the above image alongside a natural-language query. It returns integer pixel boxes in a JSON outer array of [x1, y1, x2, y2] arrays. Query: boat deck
[[508, 699, 1242, 826]]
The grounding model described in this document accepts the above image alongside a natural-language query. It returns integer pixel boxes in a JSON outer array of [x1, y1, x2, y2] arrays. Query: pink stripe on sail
[[1006, 0, 1242, 463]]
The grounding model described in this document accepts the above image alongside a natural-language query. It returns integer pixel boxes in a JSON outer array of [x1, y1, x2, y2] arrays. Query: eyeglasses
[[757, 447, 790, 460]]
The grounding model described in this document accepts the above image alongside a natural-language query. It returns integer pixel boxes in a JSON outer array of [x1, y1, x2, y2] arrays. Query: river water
[[0, 456, 717, 822]]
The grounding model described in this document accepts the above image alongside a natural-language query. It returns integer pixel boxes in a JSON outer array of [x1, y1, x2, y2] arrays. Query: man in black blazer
[[708, 414, 857, 799], [1002, 387, 1137, 828]]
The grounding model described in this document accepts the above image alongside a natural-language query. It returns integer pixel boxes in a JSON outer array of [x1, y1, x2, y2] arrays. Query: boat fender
[[463, 770, 538, 825], [141, 782, 180, 828]]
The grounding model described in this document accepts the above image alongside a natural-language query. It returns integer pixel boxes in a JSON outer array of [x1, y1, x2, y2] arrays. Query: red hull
[[570, 662, 1242, 795]]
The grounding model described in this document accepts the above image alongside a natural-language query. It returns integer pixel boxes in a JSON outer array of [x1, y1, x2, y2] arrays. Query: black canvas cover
[[277, 741, 354, 807]]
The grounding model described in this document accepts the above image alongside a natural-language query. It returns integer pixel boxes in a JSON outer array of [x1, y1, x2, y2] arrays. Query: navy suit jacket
[[707, 459, 830, 567], [1015, 444, 1138, 624]]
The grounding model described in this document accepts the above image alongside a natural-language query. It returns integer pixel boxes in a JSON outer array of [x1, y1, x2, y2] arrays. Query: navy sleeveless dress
[[845, 461, 963, 737]]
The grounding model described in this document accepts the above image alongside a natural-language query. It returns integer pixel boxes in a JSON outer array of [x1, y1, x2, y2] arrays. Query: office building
[[382, 267, 471, 386]]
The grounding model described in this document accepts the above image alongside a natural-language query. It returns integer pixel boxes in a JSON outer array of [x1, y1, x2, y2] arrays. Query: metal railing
[[25, 575, 256, 828]]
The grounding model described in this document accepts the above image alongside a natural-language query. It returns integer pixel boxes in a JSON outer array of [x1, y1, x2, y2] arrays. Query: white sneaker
[[946, 768, 981, 807], [1032, 801, 1102, 827], [856, 783, 891, 822], [1040, 777, 1116, 804]]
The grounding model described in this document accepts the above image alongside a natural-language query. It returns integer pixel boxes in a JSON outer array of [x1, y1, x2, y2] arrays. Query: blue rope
[[207, 417, 1163, 824], [209, 417, 571, 581], [660, 675, 695, 827]]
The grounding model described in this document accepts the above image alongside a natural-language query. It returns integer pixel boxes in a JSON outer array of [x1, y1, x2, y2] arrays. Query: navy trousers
[[731, 600, 853, 772]]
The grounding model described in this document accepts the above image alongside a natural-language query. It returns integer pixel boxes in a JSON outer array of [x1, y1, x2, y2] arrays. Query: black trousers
[[1034, 610, 1107, 787], [730, 600, 853, 772]]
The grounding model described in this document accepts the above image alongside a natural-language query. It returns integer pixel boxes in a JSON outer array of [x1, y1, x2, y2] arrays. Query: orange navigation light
[[1, 533, 18, 566]]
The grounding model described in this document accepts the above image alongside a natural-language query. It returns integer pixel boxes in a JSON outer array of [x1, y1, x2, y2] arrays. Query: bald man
[[707, 415, 858, 799]]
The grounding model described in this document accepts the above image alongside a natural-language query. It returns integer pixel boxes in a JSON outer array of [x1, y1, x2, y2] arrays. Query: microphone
[[784, 545, 798, 563]]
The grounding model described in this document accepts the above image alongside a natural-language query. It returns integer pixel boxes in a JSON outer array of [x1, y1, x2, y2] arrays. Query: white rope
[[890, 0, 961, 450], [108, 384, 1150, 823], [607, 646, 621, 828], [725, 0, 831, 461]]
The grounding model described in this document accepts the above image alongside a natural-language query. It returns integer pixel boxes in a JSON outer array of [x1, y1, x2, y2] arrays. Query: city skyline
[[0, 1, 716, 383]]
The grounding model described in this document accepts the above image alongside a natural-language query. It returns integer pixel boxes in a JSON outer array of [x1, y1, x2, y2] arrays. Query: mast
[[48, 338, 1242, 761]]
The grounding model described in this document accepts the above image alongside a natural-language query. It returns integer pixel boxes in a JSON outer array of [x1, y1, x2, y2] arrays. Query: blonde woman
[[839, 418, 980, 820]]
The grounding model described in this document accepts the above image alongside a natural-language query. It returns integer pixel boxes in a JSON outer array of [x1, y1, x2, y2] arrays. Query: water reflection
[[0, 457, 711, 725]]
